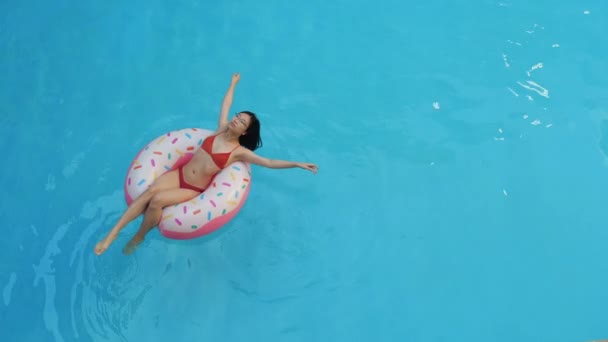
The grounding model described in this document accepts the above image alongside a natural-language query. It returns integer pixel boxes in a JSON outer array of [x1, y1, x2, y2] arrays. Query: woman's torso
[[182, 132, 239, 188]]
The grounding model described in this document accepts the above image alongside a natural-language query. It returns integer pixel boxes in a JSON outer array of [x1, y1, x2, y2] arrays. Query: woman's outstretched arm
[[217, 73, 240, 131], [236, 148, 319, 174]]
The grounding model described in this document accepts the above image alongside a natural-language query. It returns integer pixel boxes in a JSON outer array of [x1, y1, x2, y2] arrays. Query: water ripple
[[2, 272, 17, 306]]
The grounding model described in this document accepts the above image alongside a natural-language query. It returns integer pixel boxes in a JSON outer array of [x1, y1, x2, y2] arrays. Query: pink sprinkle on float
[[210, 200, 217, 208], [174, 218, 182, 226], [171, 138, 178, 144], [183, 206, 187, 214], [151, 159, 156, 167], [222, 182, 231, 187], [128, 177, 131, 185]]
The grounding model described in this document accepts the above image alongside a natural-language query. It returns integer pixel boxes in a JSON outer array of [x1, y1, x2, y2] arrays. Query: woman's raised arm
[[217, 73, 240, 131]]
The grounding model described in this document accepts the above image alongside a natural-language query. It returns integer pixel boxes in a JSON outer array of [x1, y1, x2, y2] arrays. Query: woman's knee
[[147, 184, 162, 197], [143, 171, 180, 199], [148, 194, 165, 210]]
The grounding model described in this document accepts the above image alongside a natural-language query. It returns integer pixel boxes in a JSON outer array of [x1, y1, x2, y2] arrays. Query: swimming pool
[[1, 0, 607, 341]]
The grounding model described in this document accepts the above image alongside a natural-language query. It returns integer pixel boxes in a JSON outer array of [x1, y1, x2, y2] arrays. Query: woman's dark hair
[[238, 111, 263, 151]]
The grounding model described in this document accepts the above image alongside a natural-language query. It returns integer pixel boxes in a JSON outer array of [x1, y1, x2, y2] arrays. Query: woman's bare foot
[[94, 233, 117, 255], [122, 235, 144, 255]]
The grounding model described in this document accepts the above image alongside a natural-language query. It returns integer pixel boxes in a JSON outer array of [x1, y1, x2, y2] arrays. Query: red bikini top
[[201, 134, 239, 169]]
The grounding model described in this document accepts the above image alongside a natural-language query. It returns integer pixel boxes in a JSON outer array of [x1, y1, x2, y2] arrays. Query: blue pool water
[[2, 0, 608, 341]]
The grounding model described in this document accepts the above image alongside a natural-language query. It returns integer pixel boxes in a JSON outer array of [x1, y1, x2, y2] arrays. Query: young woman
[[94, 73, 319, 255]]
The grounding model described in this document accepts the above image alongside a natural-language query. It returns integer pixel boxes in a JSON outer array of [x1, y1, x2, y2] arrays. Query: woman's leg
[[123, 188, 200, 255], [94, 169, 180, 255]]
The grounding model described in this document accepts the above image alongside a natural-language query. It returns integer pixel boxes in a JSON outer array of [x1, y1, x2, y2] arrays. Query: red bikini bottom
[[178, 166, 206, 193]]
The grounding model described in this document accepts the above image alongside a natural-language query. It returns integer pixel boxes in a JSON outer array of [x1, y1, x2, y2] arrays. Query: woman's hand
[[231, 72, 241, 85], [297, 162, 319, 174]]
